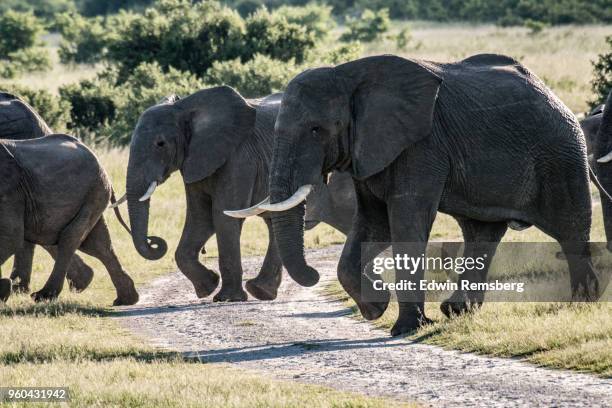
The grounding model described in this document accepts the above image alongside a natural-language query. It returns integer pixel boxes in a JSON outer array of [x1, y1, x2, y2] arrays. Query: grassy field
[[0, 23, 611, 404]]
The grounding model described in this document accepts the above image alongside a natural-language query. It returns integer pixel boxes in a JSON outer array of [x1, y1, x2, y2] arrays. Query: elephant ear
[[177, 86, 256, 184], [0, 143, 23, 197], [336, 56, 442, 179]]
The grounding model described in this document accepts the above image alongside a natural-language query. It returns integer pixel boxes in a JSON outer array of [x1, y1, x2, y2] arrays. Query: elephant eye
[[311, 126, 321, 136], [156, 140, 165, 147]]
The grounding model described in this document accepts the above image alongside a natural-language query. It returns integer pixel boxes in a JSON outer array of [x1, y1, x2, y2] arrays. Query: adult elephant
[[585, 91, 612, 250], [229, 54, 601, 336], [122, 87, 355, 302], [0, 92, 95, 292]]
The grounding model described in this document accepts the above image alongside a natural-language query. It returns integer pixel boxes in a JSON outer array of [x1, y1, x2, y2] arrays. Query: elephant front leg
[[212, 211, 247, 302], [338, 186, 391, 320], [43, 246, 94, 292], [10, 241, 35, 293], [175, 191, 219, 299], [246, 217, 282, 301]]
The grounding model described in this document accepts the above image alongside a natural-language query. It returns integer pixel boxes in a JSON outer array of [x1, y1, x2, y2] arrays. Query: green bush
[[274, 3, 336, 39], [0, 83, 70, 131], [340, 8, 390, 43], [244, 8, 316, 63], [205, 54, 297, 98], [590, 35, 612, 110], [55, 11, 110, 64], [0, 10, 45, 58], [0, 0, 75, 20]]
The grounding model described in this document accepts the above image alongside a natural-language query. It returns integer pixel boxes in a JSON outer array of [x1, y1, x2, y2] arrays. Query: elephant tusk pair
[[597, 151, 612, 164], [224, 185, 313, 218]]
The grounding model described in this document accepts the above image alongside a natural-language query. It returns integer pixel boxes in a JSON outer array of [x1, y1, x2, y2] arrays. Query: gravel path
[[118, 246, 612, 407]]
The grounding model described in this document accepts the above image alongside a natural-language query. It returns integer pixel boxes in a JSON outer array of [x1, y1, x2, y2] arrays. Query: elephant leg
[[78, 217, 139, 306], [31, 202, 98, 302], [338, 184, 391, 321], [0, 245, 18, 302], [175, 189, 219, 298], [559, 240, 600, 301], [440, 218, 507, 318], [246, 217, 282, 301], [10, 241, 35, 293], [212, 210, 247, 302], [43, 246, 94, 293]]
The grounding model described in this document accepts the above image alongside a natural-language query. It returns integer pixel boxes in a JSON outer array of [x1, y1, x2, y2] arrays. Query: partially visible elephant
[[230, 54, 601, 336], [0, 92, 94, 292], [0, 135, 138, 304], [584, 91, 612, 250], [122, 87, 356, 302]]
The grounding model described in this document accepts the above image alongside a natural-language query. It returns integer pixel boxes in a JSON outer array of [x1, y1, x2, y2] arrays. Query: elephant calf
[[121, 87, 354, 302], [0, 135, 138, 305], [0, 91, 95, 293]]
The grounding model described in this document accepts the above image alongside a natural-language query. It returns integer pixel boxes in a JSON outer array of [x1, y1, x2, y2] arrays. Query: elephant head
[[126, 86, 255, 260], [228, 56, 441, 286]]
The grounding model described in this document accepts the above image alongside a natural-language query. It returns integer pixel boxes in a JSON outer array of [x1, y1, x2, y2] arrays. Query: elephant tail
[[110, 188, 132, 235], [589, 166, 612, 203]]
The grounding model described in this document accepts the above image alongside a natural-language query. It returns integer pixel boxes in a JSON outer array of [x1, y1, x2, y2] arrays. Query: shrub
[[523, 19, 549, 35], [55, 11, 111, 64], [0, 83, 70, 131], [244, 8, 316, 63], [310, 41, 362, 65], [0, 10, 45, 58], [6, 47, 52, 74], [395, 26, 412, 50], [274, 3, 335, 39], [340, 8, 390, 43], [590, 35, 612, 110], [205, 54, 297, 98], [0, 0, 75, 20]]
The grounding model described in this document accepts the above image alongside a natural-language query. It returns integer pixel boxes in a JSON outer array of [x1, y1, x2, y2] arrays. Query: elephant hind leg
[[246, 217, 282, 301], [10, 241, 35, 293], [43, 246, 95, 293], [440, 218, 508, 318], [558, 240, 600, 302], [78, 217, 139, 306]]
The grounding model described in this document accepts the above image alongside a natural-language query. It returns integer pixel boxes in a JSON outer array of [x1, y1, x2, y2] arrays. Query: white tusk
[[139, 181, 158, 202], [259, 185, 313, 212], [108, 193, 127, 209], [597, 151, 612, 163], [588, 154, 594, 162], [224, 197, 271, 218]]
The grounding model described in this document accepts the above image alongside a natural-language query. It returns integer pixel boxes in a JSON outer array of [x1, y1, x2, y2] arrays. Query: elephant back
[[0, 93, 53, 140]]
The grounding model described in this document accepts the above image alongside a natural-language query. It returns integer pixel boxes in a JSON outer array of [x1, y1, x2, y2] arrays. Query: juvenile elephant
[[123, 87, 355, 302], [0, 92, 95, 292], [230, 54, 601, 336], [0, 135, 138, 304]]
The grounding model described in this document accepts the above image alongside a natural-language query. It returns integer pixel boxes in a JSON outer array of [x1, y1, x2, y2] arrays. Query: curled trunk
[[126, 178, 167, 260], [596, 91, 612, 250]]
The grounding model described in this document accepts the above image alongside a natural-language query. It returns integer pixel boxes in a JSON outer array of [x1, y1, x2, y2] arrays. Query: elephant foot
[[571, 274, 600, 302], [245, 278, 279, 301], [356, 289, 390, 321], [113, 278, 139, 306], [213, 286, 248, 302], [440, 290, 482, 318], [67, 265, 94, 292], [0, 278, 12, 302], [191, 272, 220, 299], [390, 314, 432, 337], [31, 287, 60, 303], [287, 265, 320, 287]]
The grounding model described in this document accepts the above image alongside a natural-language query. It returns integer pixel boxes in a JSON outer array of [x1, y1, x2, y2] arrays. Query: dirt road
[[118, 246, 611, 407]]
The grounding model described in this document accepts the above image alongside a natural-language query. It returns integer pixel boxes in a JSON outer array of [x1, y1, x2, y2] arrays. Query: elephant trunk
[[269, 135, 320, 287], [126, 172, 168, 261]]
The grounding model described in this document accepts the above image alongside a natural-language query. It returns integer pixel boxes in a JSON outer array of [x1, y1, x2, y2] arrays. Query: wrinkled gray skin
[[583, 91, 612, 250], [126, 87, 355, 301], [262, 54, 599, 336], [0, 92, 95, 293], [0, 135, 138, 304]]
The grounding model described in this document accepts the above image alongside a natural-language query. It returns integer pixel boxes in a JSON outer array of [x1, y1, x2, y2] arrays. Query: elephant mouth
[[224, 184, 313, 218]]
